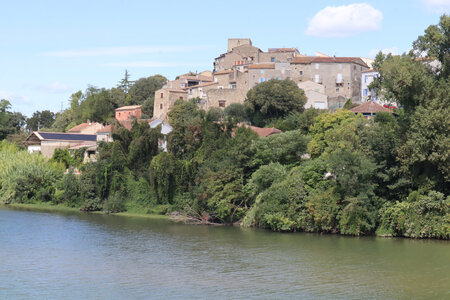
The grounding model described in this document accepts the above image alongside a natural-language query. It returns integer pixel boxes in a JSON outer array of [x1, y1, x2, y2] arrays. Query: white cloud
[[0, 90, 31, 104], [305, 3, 383, 37], [44, 46, 208, 57], [368, 47, 399, 58], [422, 0, 450, 13], [102, 61, 208, 68], [37, 82, 71, 94]]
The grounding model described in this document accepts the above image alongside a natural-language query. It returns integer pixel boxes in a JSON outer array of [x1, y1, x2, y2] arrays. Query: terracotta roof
[[247, 63, 275, 69], [291, 56, 369, 67], [214, 70, 233, 75], [237, 123, 282, 137], [68, 121, 101, 132], [351, 101, 393, 114], [268, 48, 298, 53], [165, 88, 188, 93], [186, 82, 219, 89], [115, 105, 142, 111], [96, 124, 113, 133], [69, 143, 97, 150]]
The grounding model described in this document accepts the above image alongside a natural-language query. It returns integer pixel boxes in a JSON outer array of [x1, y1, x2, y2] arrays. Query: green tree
[[26, 110, 55, 131], [245, 79, 307, 126], [411, 14, 450, 78]]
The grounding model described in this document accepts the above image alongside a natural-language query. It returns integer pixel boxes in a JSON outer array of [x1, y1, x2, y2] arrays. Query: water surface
[[0, 206, 448, 299]]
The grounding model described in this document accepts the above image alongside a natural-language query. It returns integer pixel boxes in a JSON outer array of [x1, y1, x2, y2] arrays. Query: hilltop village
[[2, 13, 448, 239], [154, 38, 377, 121], [24, 38, 387, 159]]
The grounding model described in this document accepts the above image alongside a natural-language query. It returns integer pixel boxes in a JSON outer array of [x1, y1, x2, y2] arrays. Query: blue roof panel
[[39, 132, 97, 142]]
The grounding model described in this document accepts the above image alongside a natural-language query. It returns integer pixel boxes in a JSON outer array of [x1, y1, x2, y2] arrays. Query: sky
[[0, 0, 448, 116]]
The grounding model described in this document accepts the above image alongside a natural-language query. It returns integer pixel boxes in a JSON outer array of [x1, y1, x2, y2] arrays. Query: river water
[[0, 206, 448, 299]]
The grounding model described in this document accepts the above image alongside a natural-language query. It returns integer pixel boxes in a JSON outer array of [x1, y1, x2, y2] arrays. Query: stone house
[[153, 88, 188, 121], [115, 105, 142, 121], [214, 39, 299, 72], [247, 63, 291, 88], [24, 132, 97, 158], [290, 56, 369, 106], [298, 81, 328, 109]]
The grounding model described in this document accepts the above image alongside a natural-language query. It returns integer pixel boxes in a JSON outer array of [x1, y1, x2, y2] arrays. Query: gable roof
[[68, 121, 102, 132], [96, 124, 114, 134], [351, 101, 393, 114], [26, 132, 97, 143], [291, 56, 369, 67], [236, 123, 282, 137], [214, 70, 233, 75], [115, 105, 142, 111]]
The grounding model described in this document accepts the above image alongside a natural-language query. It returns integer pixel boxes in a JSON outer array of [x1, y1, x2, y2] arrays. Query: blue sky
[[1, 0, 448, 116]]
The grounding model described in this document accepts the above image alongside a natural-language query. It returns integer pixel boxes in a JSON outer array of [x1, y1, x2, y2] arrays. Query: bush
[[0, 141, 63, 204], [377, 190, 449, 239]]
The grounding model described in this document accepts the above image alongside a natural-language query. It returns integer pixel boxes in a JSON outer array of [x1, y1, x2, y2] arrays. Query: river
[[0, 206, 448, 299]]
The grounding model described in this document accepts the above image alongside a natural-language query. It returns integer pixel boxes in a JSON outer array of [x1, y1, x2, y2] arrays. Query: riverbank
[[1, 202, 170, 220]]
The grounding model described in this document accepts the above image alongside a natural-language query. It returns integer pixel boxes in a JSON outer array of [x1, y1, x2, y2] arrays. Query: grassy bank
[[1, 202, 169, 220]]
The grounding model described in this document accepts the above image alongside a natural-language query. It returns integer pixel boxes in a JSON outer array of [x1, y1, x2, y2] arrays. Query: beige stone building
[[214, 39, 299, 72], [298, 81, 328, 109], [153, 88, 188, 121], [290, 56, 369, 106]]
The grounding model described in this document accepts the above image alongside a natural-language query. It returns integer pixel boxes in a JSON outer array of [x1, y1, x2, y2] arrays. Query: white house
[[149, 118, 173, 151]]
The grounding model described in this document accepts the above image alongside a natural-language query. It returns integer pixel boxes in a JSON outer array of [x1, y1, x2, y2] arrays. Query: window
[[180, 83, 185, 87], [160, 103, 163, 109], [337, 73, 342, 83], [315, 63, 319, 69], [299, 71, 303, 75], [260, 70, 264, 74], [364, 75, 367, 83], [231, 83, 237, 89], [277, 77, 280, 80], [271, 57, 275, 62], [218, 100, 226, 107], [160, 93, 164, 98], [336, 88, 339, 92], [338, 64, 342, 69], [260, 77, 264, 83], [179, 96, 183, 100], [315, 74, 320, 83]]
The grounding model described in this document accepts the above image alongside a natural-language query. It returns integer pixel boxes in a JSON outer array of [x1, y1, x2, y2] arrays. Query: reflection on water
[[0, 206, 449, 299]]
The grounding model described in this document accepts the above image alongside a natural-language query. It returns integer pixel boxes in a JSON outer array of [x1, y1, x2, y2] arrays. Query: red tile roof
[[247, 63, 275, 69], [351, 101, 393, 114], [237, 123, 282, 137], [115, 105, 142, 111], [291, 56, 368, 67], [96, 124, 113, 133], [214, 70, 233, 75], [268, 48, 298, 53], [68, 121, 101, 132]]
